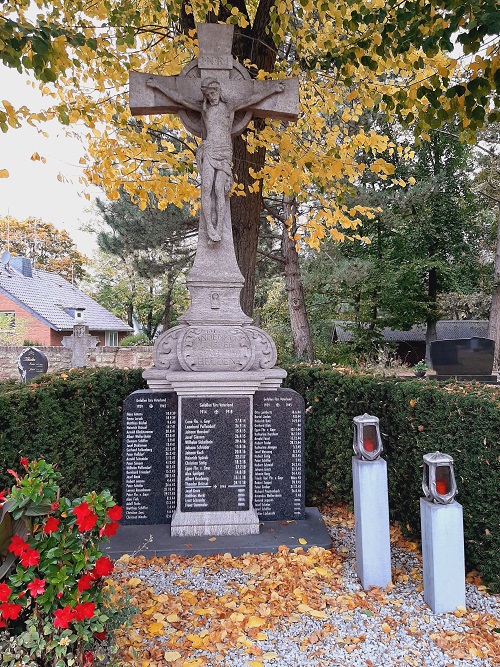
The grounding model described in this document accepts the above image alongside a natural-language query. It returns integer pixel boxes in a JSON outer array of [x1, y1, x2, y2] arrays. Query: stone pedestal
[[420, 498, 466, 613], [122, 387, 306, 535], [352, 457, 392, 589]]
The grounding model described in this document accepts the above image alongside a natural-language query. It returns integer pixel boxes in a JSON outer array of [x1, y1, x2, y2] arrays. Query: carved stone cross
[[129, 23, 298, 245]]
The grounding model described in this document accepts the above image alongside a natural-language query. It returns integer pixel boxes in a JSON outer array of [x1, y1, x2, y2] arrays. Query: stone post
[[352, 457, 392, 589]]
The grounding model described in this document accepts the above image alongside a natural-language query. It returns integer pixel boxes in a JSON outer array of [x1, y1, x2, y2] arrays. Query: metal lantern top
[[422, 451, 457, 504], [353, 413, 383, 461]]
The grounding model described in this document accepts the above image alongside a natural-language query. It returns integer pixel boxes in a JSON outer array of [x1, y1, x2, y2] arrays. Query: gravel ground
[[114, 511, 499, 667]]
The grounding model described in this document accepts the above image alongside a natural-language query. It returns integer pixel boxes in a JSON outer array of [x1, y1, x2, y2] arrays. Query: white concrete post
[[352, 457, 392, 589], [420, 498, 466, 613]]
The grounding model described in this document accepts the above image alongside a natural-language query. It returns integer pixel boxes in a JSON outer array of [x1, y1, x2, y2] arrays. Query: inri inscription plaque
[[122, 391, 177, 525], [181, 396, 250, 513], [253, 389, 305, 521]]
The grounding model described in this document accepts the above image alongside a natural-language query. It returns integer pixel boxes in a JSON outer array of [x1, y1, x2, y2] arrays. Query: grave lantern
[[353, 414, 383, 461], [422, 451, 457, 504]]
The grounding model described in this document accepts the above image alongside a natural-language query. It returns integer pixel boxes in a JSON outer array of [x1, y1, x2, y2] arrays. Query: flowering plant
[[0, 459, 121, 666], [412, 361, 429, 373]]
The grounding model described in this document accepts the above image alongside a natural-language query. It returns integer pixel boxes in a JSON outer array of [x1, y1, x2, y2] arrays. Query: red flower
[[50, 500, 59, 511], [8, 535, 29, 556], [73, 601, 95, 621], [84, 652, 94, 665], [43, 517, 60, 534], [6, 469, 19, 482], [92, 556, 114, 578], [106, 505, 122, 522], [27, 578, 46, 597], [93, 630, 106, 641], [54, 606, 75, 629], [19, 457, 29, 468], [0, 583, 11, 603], [0, 490, 6, 504], [57, 592, 63, 598], [100, 522, 119, 538], [77, 573, 93, 592], [19, 548, 40, 568], [0, 602, 22, 620], [73, 501, 98, 532]]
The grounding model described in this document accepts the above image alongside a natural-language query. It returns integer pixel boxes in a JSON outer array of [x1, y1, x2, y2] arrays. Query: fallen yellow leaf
[[164, 651, 182, 662], [193, 608, 211, 615], [182, 660, 203, 667], [0, 169, 9, 178], [127, 577, 142, 587], [186, 634, 204, 649], [208, 536, 217, 542], [248, 662, 264, 667], [298, 538, 308, 545], [256, 633, 268, 641], [148, 622, 165, 636], [167, 613, 180, 623], [246, 616, 266, 628], [381, 622, 391, 633], [262, 652, 279, 660]]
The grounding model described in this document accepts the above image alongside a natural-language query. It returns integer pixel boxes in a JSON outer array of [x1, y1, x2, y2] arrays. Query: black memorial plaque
[[431, 337, 495, 376], [253, 389, 305, 521], [18, 347, 48, 382], [122, 390, 177, 525], [181, 397, 250, 513]]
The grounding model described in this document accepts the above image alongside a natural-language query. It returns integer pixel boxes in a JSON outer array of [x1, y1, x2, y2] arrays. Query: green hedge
[[0, 365, 498, 591], [285, 365, 500, 592], [0, 368, 146, 500]]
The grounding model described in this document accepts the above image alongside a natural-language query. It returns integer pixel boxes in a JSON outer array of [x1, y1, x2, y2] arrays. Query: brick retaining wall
[[0, 346, 153, 380]]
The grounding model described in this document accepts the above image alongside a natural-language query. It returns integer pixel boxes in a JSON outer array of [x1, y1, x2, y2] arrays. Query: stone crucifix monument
[[123, 23, 305, 538]]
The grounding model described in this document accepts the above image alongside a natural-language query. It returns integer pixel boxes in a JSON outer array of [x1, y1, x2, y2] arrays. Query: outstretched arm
[[234, 81, 285, 112], [146, 77, 201, 112]]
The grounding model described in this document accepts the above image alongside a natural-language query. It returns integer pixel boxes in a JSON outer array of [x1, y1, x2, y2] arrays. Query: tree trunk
[[488, 202, 500, 371], [127, 302, 134, 328], [231, 137, 266, 317], [425, 267, 438, 365], [162, 285, 174, 331], [281, 198, 314, 361]]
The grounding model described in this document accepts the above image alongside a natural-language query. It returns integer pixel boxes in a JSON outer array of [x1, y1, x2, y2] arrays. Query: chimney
[[10, 257, 33, 277]]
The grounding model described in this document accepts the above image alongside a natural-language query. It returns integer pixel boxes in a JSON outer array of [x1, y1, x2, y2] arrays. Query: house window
[[105, 331, 119, 346], [0, 311, 15, 331]]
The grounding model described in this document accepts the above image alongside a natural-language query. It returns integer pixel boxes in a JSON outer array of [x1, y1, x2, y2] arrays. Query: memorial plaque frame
[[253, 389, 305, 521], [122, 391, 177, 525]]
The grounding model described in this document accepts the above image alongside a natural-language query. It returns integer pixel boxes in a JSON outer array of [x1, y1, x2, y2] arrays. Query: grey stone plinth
[[103, 507, 331, 558], [170, 508, 259, 537], [142, 368, 287, 394], [352, 457, 392, 590], [420, 498, 466, 613]]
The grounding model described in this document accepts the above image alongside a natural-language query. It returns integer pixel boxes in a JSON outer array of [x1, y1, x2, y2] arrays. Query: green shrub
[[0, 368, 146, 501], [285, 365, 500, 592], [119, 333, 152, 347]]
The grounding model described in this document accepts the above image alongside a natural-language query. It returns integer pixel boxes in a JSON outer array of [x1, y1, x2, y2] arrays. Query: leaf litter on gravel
[[108, 505, 499, 667]]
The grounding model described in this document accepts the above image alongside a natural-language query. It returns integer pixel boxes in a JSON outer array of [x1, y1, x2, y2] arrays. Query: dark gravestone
[[180, 396, 250, 513], [431, 337, 496, 381], [253, 389, 305, 521], [122, 391, 177, 525], [18, 347, 48, 382]]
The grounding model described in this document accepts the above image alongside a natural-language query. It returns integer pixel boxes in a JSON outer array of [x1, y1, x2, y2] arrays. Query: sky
[[0, 66, 100, 257]]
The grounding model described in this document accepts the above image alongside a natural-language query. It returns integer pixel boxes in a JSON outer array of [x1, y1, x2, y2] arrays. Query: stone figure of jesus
[[146, 76, 285, 242]]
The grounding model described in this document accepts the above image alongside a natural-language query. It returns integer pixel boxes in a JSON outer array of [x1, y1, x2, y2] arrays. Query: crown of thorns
[[201, 77, 220, 91]]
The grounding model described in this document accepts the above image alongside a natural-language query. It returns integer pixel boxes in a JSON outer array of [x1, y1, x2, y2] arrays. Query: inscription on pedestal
[[181, 396, 250, 512], [253, 389, 305, 520], [122, 391, 177, 524]]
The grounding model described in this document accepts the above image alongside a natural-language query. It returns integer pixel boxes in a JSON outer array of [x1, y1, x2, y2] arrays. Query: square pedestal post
[[352, 457, 392, 589], [420, 498, 466, 613]]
